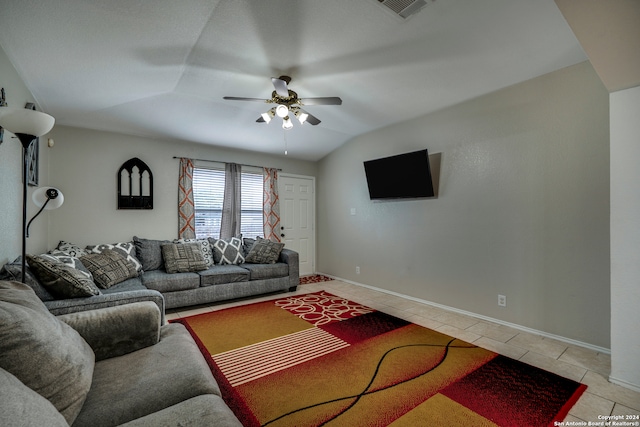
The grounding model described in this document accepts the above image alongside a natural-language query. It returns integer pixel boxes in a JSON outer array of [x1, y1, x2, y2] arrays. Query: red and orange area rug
[[173, 291, 586, 427]]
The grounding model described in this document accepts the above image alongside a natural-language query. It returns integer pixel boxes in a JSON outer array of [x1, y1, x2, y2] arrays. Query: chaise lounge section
[[0, 280, 242, 427]]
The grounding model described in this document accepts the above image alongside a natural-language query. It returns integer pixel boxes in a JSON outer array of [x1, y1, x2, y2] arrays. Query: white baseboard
[[609, 376, 640, 393], [318, 272, 611, 355]]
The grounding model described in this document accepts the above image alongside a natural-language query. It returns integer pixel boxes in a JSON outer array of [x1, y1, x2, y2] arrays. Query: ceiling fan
[[223, 76, 342, 130]]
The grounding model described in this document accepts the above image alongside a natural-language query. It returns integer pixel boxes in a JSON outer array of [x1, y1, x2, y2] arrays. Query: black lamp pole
[[16, 132, 37, 283]]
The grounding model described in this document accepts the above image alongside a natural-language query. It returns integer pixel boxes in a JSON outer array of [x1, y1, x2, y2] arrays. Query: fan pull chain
[[283, 130, 288, 156]]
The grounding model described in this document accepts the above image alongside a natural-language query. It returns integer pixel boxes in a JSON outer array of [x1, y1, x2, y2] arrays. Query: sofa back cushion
[[0, 281, 95, 425], [133, 236, 171, 271]]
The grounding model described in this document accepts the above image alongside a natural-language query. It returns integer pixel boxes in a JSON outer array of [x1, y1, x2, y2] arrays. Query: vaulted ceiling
[[0, 0, 587, 160]]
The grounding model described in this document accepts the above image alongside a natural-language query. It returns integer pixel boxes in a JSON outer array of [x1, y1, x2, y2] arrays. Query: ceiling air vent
[[377, 0, 427, 19]]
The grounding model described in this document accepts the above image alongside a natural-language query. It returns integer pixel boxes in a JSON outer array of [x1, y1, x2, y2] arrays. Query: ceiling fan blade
[[223, 96, 268, 102], [299, 108, 321, 125], [256, 116, 266, 123], [271, 77, 290, 98], [299, 97, 342, 106]]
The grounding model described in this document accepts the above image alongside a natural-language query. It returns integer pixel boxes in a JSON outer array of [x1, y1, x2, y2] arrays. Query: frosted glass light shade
[[32, 187, 64, 210], [282, 116, 293, 130], [275, 104, 289, 118], [0, 107, 55, 137]]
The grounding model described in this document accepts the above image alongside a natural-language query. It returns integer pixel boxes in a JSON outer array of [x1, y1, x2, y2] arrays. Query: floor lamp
[[0, 107, 56, 282]]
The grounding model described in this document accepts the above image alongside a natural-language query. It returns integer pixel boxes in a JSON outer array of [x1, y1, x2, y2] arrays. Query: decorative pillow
[[55, 240, 89, 258], [85, 242, 143, 274], [42, 251, 93, 280], [175, 238, 214, 267], [26, 254, 101, 298], [80, 250, 138, 289], [0, 257, 55, 301], [242, 237, 257, 257], [161, 243, 208, 273], [211, 237, 245, 265], [245, 237, 285, 264], [0, 281, 95, 425], [133, 236, 171, 271]]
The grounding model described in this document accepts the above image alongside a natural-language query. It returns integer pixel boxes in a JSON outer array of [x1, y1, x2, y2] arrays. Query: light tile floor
[[166, 280, 640, 424]]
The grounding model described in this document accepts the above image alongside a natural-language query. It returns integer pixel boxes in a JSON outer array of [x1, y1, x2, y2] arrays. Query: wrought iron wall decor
[[117, 157, 153, 209]]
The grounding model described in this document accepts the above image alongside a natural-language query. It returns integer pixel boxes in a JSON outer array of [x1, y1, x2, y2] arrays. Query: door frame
[[278, 173, 316, 276]]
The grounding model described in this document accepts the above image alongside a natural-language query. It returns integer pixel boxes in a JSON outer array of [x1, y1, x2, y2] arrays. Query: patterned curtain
[[263, 168, 281, 242], [178, 158, 196, 239], [220, 163, 241, 240]]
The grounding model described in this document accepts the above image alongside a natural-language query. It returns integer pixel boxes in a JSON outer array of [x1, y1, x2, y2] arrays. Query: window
[[193, 167, 264, 239]]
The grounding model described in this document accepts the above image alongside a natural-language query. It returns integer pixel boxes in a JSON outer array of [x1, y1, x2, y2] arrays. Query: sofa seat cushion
[[0, 281, 95, 425], [100, 276, 146, 294], [199, 264, 250, 287], [241, 262, 289, 280], [72, 323, 223, 427], [141, 269, 200, 293], [119, 395, 242, 427]]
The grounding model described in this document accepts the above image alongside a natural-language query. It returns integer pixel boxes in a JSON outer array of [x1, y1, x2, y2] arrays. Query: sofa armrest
[[279, 248, 299, 291], [45, 288, 166, 324], [58, 302, 161, 361]]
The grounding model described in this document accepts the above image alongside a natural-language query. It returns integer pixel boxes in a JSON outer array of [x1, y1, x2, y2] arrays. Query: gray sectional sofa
[[0, 280, 243, 427], [0, 236, 299, 322]]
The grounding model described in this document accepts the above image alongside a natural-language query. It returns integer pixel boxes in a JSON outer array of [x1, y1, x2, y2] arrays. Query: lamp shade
[[0, 107, 55, 137], [32, 187, 64, 210]]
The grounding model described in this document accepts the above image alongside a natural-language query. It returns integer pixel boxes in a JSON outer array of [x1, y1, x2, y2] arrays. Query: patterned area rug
[[299, 274, 334, 285], [173, 291, 586, 427]]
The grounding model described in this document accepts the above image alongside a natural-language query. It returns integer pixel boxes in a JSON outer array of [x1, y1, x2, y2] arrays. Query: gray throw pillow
[[161, 242, 209, 273], [0, 257, 55, 301], [211, 237, 246, 265], [174, 238, 214, 267], [85, 241, 143, 274], [0, 281, 95, 425], [26, 254, 101, 298], [244, 237, 285, 264], [41, 252, 93, 280], [133, 236, 171, 271], [80, 250, 139, 289], [55, 240, 89, 258]]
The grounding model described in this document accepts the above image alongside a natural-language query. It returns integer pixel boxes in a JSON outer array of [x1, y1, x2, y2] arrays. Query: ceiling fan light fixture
[[282, 116, 293, 130], [295, 109, 309, 124], [275, 104, 289, 118], [261, 108, 276, 123]]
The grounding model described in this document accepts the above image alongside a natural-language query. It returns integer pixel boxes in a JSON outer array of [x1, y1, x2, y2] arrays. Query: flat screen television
[[363, 149, 435, 200]]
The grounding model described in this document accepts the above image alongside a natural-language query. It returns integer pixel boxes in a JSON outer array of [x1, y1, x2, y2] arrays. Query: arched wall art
[[117, 157, 153, 209]]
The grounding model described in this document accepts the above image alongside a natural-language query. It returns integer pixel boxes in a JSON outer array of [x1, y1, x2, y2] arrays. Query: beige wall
[[610, 85, 640, 391], [46, 126, 317, 248], [0, 46, 51, 265], [317, 61, 611, 348]]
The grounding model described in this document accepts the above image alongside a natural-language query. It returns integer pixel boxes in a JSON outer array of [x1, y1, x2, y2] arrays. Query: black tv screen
[[364, 149, 435, 200]]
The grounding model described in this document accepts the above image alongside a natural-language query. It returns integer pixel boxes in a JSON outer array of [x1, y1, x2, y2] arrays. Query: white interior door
[[278, 174, 315, 276]]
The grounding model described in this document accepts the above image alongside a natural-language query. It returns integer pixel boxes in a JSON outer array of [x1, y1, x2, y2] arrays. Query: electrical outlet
[[498, 294, 506, 307], [356, 266, 360, 274]]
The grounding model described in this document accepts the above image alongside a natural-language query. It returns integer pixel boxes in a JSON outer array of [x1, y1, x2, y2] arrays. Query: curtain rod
[[172, 156, 282, 171]]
